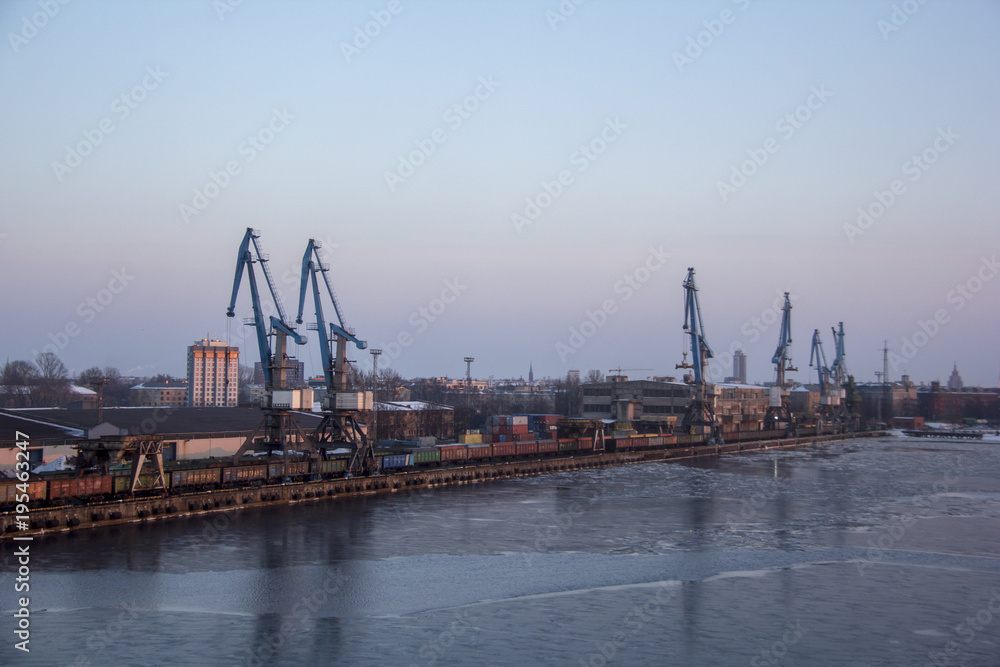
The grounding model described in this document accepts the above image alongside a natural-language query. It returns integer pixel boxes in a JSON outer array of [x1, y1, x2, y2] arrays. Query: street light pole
[[463, 357, 475, 430]]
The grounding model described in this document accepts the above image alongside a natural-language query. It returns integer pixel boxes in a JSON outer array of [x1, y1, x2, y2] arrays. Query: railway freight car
[[0, 477, 47, 506], [48, 475, 113, 502]]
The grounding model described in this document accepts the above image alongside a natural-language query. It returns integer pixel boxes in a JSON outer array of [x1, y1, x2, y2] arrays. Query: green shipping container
[[413, 448, 441, 465]]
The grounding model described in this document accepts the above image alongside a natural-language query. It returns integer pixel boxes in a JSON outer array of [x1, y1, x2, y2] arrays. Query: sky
[[1, 0, 998, 387]]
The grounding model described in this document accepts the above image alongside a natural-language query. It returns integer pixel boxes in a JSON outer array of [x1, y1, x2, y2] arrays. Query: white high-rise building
[[186, 338, 239, 407]]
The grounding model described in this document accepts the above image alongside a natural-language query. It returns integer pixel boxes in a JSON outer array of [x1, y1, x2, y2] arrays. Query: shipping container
[[172, 467, 222, 488], [381, 453, 413, 469], [514, 442, 538, 457], [438, 445, 468, 463], [223, 464, 268, 484], [466, 444, 492, 460], [0, 478, 48, 505], [314, 458, 347, 475], [49, 475, 113, 501], [492, 442, 516, 458], [413, 448, 441, 465], [537, 440, 558, 454], [113, 473, 165, 494], [268, 462, 310, 479]]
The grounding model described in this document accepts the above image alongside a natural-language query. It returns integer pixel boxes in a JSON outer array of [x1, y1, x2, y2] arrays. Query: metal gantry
[[227, 228, 314, 464], [765, 292, 798, 433], [296, 238, 377, 476], [809, 327, 849, 433], [675, 268, 720, 440]]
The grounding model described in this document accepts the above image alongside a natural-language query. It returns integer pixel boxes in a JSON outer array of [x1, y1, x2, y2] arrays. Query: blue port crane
[[226, 228, 313, 463], [829, 322, 848, 387], [765, 292, 797, 431], [296, 239, 377, 474], [809, 328, 849, 433], [675, 268, 720, 438], [809, 329, 831, 395]]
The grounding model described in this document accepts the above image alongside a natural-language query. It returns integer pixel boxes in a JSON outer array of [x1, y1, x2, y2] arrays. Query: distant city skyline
[[2, 1, 998, 387]]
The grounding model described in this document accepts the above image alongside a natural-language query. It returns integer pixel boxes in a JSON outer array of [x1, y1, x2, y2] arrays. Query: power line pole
[[370, 349, 381, 445], [881, 340, 890, 423], [464, 356, 475, 417]]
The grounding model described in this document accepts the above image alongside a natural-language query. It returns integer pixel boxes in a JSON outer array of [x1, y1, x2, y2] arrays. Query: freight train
[[1, 428, 803, 511]]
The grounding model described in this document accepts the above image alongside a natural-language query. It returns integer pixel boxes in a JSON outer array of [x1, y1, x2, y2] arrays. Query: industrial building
[[130, 379, 188, 407], [371, 401, 454, 442], [0, 406, 327, 467], [580, 378, 769, 433], [186, 338, 239, 407]]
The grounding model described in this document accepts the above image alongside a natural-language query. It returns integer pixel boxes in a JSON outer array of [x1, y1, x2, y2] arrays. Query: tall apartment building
[[187, 339, 239, 407], [733, 350, 747, 384], [130, 379, 188, 407]]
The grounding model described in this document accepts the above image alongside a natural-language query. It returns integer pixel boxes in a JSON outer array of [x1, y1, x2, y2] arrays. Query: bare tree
[[585, 369, 604, 384], [0, 359, 39, 407], [238, 363, 256, 386], [32, 352, 69, 406]]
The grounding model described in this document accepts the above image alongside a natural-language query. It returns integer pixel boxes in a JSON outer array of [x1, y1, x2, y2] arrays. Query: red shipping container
[[492, 443, 516, 458], [439, 445, 468, 462], [515, 442, 538, 456], [467, 445, 492, 459], [538, 440, 558, 454]]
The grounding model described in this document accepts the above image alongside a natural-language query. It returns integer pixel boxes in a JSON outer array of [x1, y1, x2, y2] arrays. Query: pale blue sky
[[1, 0, 998, 386]]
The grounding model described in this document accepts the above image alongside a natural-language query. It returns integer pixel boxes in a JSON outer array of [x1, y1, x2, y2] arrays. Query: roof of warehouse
[[376, 401, 454, 412], [4, 407, 324, 438], [0, 411, 84, 444]]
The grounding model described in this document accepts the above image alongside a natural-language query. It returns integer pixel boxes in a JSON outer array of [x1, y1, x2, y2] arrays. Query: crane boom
[[809, 329, 830, 397], [226, 228, 306, 389], [296, 239, 367, 391], [771, 292, 793, 366], [681, 268, 713, 383], [830, 322, 848, 386], [226, 228, 314, 466]]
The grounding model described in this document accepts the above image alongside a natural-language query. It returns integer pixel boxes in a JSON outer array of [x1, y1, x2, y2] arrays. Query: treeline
[[0, 353, 133, 409]]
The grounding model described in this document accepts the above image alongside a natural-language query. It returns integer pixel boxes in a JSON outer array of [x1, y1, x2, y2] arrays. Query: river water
[[2, 434, 999, 666]]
